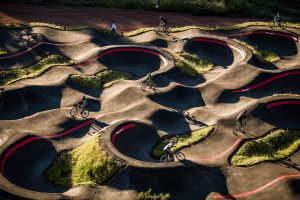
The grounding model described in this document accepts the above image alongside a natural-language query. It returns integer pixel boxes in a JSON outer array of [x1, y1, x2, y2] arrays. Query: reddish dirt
[[0, 2, 258, 31]]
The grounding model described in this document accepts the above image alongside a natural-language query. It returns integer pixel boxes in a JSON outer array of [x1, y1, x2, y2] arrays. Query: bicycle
[[268, 16, 287, 29], [160, 150, 185, 162], [70, 104, 89, 118], [233, 118, 247, 134], [154, 22, 171, 34], [141, 77, 156, 91]]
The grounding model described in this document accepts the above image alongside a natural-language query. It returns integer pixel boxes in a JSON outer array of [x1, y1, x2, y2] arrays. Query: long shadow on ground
[[108, 161, 234, 200], [252, 101, 300, 129], [148, 85, 205, 111], [219, 70, 300, 103]]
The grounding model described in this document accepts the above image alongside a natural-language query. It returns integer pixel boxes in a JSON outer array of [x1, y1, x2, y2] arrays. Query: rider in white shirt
[[111, 21, 117, 35], [163, 139, 175, 160]]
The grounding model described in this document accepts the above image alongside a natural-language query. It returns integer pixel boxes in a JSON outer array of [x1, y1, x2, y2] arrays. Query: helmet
[[170, 139, 175, 143], [159, 16, 163, 19]]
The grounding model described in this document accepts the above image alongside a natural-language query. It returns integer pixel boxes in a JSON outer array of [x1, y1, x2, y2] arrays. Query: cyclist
[[111, 20, 117, 36], [275, 13, 283, 22], [77, 96, 88, 110], [163, 139, 175, 161], [159, 16, 168, 30], [237, 110, 248, 125]]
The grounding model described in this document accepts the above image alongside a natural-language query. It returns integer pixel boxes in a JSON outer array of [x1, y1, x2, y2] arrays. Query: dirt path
[[0, 2, 258, 31]]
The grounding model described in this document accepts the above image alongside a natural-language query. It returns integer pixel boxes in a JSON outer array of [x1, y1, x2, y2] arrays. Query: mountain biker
[[275, 13, 283, 22], [163, 139, 175, 161], [77, 96, 88, 110], [159, 16, 168, 29], [237, 110, 248, 125], [111, 20, 117, 36]]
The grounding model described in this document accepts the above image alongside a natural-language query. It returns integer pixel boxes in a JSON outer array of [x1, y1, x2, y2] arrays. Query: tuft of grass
[[0, 54, 74, 86], [254, 48, 280, 63], [0, 49, 7, 55], [71, 70, 132, 90], [152, 126, 214, 158], [46, 135, 119, 187], [171, 51, 213, 77], [235, 40, 280, 63], [231, 129, 300, 167], [137, 189, 170, 200]]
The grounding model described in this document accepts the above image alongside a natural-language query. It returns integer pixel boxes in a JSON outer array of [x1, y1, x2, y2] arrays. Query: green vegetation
[[0, 48, 7, 55], [236, 40, 280, 63], [153, 126, 214, 158], [125, 21, 300, 37], [11, 0, 300, 19], [46, 135, 119, 187], [254, 48, 280, 63], [172, 52, 213, 77], [71, 70, 132, 89], [0, 54, 74, 86], [138, 189, 170, 200], [231, 129, 300, 167]]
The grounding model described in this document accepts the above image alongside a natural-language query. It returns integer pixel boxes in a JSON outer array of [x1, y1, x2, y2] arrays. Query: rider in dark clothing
[[159, 16, 167, 28], [77, 96, 87, 109]]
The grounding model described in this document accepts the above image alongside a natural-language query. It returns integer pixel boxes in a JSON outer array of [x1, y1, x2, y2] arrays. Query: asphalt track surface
[[0, 24, 299, 200]]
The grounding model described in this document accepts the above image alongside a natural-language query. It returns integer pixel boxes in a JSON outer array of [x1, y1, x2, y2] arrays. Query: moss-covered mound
[[46, 135, 119, 187], [172, 52, 213, 77], [236, 40, 280, 63], [152, 126, 214, 158], [0, 48, 7, 55], [138, 189, 170, 200], [0, 54, 74, 85], [71, 70, 132, 90], [231, 129, 300, 167]]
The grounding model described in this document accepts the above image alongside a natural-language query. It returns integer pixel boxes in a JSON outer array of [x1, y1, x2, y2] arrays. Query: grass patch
[[0, 54, 74, 86], [152, 126, 214, 158], [71, 70, 132, 90], [46, 135, 119, 187], [0, 49, 7, 55], [235, 40, 280, 63], [125, 21, 300, 37], [170, 51, 213, 78], [138, 189, 170, 200], [231, 129, 300, 167]]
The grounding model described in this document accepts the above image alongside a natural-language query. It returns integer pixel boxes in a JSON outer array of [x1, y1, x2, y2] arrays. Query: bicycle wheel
[[268, 21, 275, 28], [160, 154, 168, 162], [70, 107, 78, 117], [149, 81, 156, 89], [81, 109, 89, 118], [164, 27, 171, 34], [280, 21, 287, 29], [175, 152, 185, 161]]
